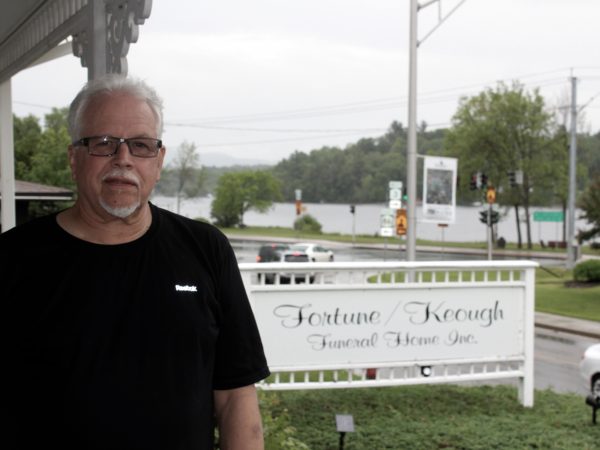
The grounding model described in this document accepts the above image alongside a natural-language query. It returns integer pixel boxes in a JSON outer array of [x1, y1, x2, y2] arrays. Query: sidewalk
[[535, 312, 600, 340]]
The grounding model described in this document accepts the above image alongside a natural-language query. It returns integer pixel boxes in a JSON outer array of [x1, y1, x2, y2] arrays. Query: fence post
[[519, 266, 536, 407]]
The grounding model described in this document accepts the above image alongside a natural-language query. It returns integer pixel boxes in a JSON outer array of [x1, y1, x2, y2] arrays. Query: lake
[[151, 195, 590, 244]]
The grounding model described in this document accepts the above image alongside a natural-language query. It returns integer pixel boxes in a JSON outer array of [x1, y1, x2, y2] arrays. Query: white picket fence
[[239, 260, 537, 407]]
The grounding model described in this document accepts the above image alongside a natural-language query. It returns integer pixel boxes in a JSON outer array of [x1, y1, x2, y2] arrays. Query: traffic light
[[508, 170, 523, 187], [479, 209, 500, 225], [480, 173, 488, 188], [508, 171, 516, 187], [470, 174, 478, 190], [350, 205, 355, 214]]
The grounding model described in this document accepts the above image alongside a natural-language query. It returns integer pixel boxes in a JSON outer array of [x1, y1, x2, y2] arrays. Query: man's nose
[[112, 141, 134, 166]]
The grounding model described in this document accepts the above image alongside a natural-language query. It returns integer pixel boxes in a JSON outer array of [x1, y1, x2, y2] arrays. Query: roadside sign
[[388, 181, 403, 209], [486, 186, 496, 204], [380, 208, 395, 237], [422, 156, 457, 223], [395, 208, 407, 235], [533, 211, 564, 222]]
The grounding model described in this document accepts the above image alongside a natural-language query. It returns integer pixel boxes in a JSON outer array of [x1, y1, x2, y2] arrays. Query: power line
[[189, 131, 378, 148], [13, 101, 55, 109], [164, 123, 387, 133], [167, 70, 590, 127], [164, 70, 600, 146], [14, 68, 600, 141]]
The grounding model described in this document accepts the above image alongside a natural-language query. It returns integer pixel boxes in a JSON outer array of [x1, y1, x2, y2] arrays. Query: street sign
[[486, 186, 496, 204], [396, 208, 407, 235], [388, 181, 403, 209], [380, 208, 395, 237], [533, 211, 564, 222]]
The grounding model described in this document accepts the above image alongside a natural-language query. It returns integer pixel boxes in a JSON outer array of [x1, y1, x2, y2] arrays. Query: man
[[1, 75, 270, 449]]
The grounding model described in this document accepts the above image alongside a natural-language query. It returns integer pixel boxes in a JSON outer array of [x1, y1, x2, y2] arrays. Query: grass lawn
[[234, 227, 600, 448], [535, 267, 600, 322], [260, 385, 600, 449]]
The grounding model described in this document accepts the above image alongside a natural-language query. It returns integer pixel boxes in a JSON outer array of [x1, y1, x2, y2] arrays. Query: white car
[[290, 243, 334, 262], [581, 343, 600, 399]]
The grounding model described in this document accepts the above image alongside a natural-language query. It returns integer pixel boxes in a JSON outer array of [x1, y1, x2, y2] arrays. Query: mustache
[[101, 169, 140, 186]]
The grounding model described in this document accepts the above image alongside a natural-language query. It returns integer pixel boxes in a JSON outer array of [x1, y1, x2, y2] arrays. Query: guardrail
[[239, 260, 537, 407]]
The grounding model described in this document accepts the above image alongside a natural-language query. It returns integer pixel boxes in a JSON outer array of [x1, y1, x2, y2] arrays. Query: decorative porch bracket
[[0, 0, 153, 84], [72, 0, 152, 79]]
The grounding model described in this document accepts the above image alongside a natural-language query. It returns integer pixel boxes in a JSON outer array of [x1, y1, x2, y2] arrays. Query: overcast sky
[[11, 0, 600, 165]]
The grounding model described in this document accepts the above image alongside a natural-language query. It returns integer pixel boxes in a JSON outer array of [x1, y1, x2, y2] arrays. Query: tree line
[[9, 83, 600, 247]]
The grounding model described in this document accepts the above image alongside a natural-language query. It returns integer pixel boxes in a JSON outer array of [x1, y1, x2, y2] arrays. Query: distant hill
[[156, 163, 273, 197], [197, 151, 274, 167]]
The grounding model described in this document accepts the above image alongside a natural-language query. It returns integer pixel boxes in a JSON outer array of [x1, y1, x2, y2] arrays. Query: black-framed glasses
[[73, 135, 163, 158]]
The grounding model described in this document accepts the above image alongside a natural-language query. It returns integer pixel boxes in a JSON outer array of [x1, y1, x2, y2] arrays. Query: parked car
[[256, 243, 290, 263], [290, 242, 334, 262], [580, 343, 600, 398], [256, 245, 313, 284]]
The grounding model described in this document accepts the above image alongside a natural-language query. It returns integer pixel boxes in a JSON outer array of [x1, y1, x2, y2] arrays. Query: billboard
[[422, 156, 457, 223]]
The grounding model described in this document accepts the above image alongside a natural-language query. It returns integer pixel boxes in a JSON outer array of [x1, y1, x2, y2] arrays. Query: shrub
[[259, 391, 309, 449], [573, 259, 600, 282], [293, 214, 322, 234]]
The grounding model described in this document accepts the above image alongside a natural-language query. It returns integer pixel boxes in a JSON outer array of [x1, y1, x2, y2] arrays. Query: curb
[[535, 321, 600, 340]]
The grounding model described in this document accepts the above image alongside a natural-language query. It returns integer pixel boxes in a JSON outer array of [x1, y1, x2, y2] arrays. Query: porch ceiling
[[0, 0, 88, 84], [0, 1, 47, 44]]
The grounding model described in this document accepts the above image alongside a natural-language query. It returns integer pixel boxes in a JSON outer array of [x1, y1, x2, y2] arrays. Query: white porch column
[[88, 0, 108, 80], [0, 78, 16, 232]]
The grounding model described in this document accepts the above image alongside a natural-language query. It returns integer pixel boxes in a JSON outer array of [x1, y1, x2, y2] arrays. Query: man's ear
[[156, 146, 166, 181], [67, 145, 78, 180]]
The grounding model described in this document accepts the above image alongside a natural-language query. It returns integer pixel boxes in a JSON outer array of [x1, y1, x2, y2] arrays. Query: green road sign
[[533, 211, 564, 222]]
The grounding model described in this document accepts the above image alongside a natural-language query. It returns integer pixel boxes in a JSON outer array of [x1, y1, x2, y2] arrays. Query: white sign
[[422, 156, 457, 223], [252, 286, 524, 368], [379, 208, 395, 237], [388, 181, 403, 209]]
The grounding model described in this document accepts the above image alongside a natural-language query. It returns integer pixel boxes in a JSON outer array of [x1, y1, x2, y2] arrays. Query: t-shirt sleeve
[[211, 235, 270, 390]]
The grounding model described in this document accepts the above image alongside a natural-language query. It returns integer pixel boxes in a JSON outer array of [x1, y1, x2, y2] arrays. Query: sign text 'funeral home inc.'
[[253, 287, 523, 368]]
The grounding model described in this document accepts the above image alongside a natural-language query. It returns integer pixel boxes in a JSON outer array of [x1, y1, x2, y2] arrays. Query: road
[[535, 328, 595, 396], [230, 238, 566, 266], [231, 238, 595, 396]]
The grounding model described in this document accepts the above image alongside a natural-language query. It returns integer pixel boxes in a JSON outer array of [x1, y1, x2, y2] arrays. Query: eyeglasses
[[73, 135, 163, 158]]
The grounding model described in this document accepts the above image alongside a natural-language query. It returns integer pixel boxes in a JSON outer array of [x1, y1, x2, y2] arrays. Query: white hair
[[68, 74, 164, 140]]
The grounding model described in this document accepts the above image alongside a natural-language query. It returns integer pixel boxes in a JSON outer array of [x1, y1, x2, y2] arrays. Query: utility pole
[[405, 0, 466, 261], [487, 202, 492, 260], [406, 0, 419, 262], [566, 76, 577, 269]]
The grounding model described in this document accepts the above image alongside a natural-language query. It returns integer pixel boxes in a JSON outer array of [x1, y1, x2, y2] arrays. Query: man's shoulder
[[0, 214, 58, 247], [0, 214, 61, 273], [152, 203, 226, 240]]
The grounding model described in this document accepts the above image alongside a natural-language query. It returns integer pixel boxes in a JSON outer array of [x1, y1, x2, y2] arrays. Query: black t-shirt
[[0, 204, 269, 449]]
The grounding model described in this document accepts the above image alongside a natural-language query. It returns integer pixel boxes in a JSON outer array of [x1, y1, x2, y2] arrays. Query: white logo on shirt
[[175, 284, 198, 292]]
